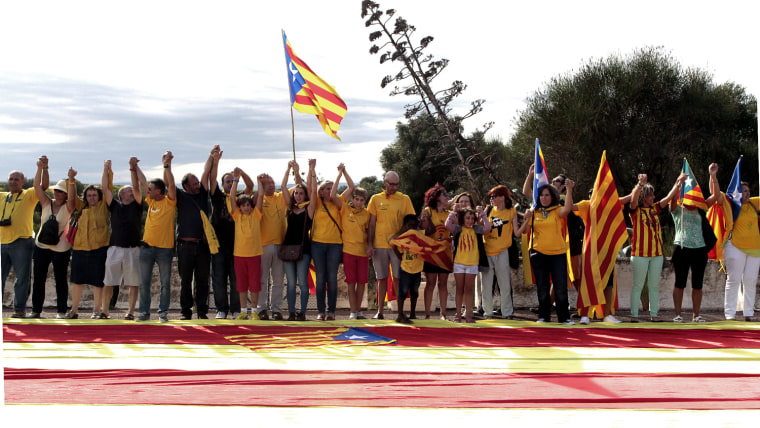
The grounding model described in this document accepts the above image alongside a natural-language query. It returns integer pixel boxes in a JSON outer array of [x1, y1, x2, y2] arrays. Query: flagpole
[[282, 29, 297, 163]]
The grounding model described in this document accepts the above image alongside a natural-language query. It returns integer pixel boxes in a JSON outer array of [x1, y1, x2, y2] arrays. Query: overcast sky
[[1, 0, 757, 186]]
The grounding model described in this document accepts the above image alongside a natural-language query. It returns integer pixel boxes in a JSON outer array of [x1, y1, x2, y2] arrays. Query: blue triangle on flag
[[332, 327, 396, 344]]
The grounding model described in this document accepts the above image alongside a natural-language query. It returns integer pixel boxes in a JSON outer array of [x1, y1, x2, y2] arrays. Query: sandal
[[90, 312, 100, 319], [693, 315, 706, 323], [453, 314, 462, 323], [64, 311, 78, 319], [99, 313, 110, 319], [673, 315, 683, 323], [124, 313, 135, 321]]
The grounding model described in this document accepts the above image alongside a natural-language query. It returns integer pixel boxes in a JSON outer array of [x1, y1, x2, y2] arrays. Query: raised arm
[[163, 151, 176, 200], [102, 160, 114, 206], [292, 160, 303, 187], [522, 164, 535, 198], [331, 164, 344, 209], [133, 157, 148, 198], [658, 173, 688, 208], [255, 173, 265, 213], [66, 167, 78, 213], [229, 169, 241, 214], [34, 156, 51, 205], [558, 179, 575, 218], [240, 167, 254, 195], [339, 163, 355, 201], [629, 174, 647, 210], [306, 158, 317, 202], [282, 161, 294, 207], [707, 163, 722, 207], [445, 205, 460, 234], [129, 157, 142, 205], [201, 145, 216, 192], [208, 145, 221, 196], [515, 207, 534, 236]]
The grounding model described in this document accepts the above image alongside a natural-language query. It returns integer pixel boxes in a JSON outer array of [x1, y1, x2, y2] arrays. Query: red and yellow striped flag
[[578, 151, 628, 312], [389, 229, 453, 272], [283, 32, 347, 140]]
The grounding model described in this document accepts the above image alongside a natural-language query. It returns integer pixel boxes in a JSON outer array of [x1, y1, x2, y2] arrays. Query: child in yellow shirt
[[230, 168, 264, 321]]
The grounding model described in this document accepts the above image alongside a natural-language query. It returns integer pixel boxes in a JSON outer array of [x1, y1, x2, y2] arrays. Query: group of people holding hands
[[2, 148, 758, 324]]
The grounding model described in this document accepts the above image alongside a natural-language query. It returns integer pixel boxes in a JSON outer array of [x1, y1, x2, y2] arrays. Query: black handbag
[[278, 244, 304, 261], [38, 214, 61, 245]]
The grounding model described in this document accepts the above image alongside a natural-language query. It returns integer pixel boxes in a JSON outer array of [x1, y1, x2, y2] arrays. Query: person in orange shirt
[[230, 169, 265, 321]]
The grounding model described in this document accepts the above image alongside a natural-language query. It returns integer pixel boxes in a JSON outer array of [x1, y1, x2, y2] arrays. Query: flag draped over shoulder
[[578, 151, 628, 312], [679, 158, 707, 211], [283, 31, 347, 140], [726, 156, 744, 221], [389, 229, 453, 271], [533, 138, 549, 207], [707, 202, 727, 261]]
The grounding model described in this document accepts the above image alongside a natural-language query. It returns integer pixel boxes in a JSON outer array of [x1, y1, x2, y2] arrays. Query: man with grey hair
[[367, 171, 415, 319], [2, 168, 42, 318]]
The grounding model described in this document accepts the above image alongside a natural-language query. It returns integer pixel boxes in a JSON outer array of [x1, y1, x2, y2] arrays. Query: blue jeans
[[139, 246, 173, 316], [211, 246, 240, 314], [284, 252, 312, 314], [529, 250, 570, 322], [1, 237, 35, 311], [311, 241, 342, 314]]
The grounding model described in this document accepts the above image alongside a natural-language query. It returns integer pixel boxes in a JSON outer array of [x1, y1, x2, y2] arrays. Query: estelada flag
[[679, 158, 708, 211], [389, 229, 453, 272], [577, 151, 628, 315], [283, 31, 347, 140], [532, 138, 550, 208]]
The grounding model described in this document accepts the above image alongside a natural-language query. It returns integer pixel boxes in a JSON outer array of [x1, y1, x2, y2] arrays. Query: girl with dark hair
[[516, 182, 574, 325], [420, 183, 452, 320], [281, 161, 317, 321]]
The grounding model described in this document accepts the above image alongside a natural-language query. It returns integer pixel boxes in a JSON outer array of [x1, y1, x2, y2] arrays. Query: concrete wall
[[5, 258, 759, 312]]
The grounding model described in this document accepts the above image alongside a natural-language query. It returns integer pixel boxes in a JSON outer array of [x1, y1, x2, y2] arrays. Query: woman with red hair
[[420, 184, 452, 320]]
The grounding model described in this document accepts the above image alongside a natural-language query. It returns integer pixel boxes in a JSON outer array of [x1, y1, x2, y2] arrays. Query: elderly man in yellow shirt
[[2, 168, 42, 318]]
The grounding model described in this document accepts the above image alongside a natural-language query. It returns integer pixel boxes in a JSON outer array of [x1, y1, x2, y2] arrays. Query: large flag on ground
[[679, 158, 707, 211], [726, 156, 744, 221], [389, 229, 453, 271], [533, 138, 549, 207], [282, 31, 347, 140], [578, 151, 628, 315]]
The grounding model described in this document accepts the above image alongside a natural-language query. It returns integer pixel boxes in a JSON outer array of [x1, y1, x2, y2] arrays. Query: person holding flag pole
[[669, 159, 719, 323], [711, 157, 760, 321]]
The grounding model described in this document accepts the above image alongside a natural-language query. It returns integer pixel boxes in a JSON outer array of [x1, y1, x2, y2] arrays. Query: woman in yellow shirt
[[516, 181, 575, 325], [308, 159, 343, 321], [65, 165, 111, 319], [420, 183, 452, 320]]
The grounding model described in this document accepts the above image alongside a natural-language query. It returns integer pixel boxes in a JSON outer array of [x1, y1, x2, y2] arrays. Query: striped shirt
[[630, 204, 663, 257]]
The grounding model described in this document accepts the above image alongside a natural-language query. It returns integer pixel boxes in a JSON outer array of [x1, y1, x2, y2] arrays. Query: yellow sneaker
[[249, 311, 260, 320], [235, 312, 249, 321]]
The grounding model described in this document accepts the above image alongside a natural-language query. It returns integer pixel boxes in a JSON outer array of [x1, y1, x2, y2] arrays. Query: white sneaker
[[603, 315, 622, 324], [349, 312, 358, 320], [580, 316, 590, 325], [356, 312, 367, 320], [231, 312, 240, 319], [215, 311, 227, 319], [536, 318, 546, 323], [564, 319, 576, 326]]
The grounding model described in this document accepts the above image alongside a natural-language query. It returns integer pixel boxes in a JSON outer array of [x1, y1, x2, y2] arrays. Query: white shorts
[[103, 246, 141, 286], [453, 263, 479, 275], [372, 248, 401, 280]]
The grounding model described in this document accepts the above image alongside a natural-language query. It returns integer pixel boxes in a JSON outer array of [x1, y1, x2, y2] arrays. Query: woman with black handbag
[[29, 156, 73, 319], [280, 161, 316, 321]]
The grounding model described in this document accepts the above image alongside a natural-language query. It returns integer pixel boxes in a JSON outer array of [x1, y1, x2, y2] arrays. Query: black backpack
[[38, 214, 61, 245]]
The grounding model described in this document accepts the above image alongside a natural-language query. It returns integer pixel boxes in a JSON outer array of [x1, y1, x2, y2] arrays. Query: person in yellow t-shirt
[[482, 185, 518, 320], [367, 171, 416, 319], [332, 164, 370, 320], [420, 183, 452, 320], [391, 214, 425, 324], [135, 152, 177, 322], [516, 181, 575, 325], [65, 164, 112, 319], [308, 159, 343, 321], [712, 163, 760, 321], [2, 167, 41, 318], [445, 204, 491, 323], [230, 169, 265, 321]]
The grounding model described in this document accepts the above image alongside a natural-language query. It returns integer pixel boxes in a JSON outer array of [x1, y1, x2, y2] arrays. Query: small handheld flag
[[533, 138, 549, 207], [726, 156, 743, 221], [283, 31, 347, 140], [679, 158, 707, 211]]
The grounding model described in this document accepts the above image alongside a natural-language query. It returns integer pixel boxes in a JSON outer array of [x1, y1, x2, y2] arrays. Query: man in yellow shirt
[[367, 171, 415, 319], [2, 169, 41, 318], [135, 152, 177, 323]]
